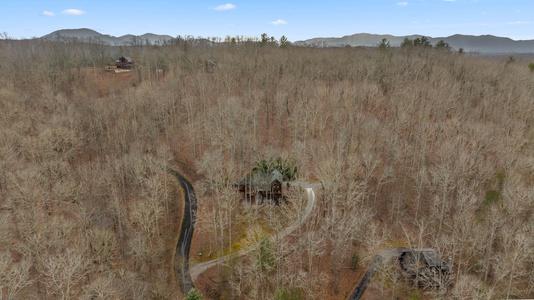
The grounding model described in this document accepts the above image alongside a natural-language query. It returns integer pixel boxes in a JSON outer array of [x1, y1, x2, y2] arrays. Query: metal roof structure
[[399, 248, 452, 277], [237, 170, 283, 190], [252, 170, 283, 191]]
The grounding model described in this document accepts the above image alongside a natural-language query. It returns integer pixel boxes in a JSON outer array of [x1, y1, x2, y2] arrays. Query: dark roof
[[116, 56, 133, 63], [400, 248, 446, 269], [420, 250, 442, 267], [235, 170, 284, 191], [255, 170, 283, 191]]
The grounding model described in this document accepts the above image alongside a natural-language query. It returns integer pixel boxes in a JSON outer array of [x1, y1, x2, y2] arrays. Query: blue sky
[[1, 0, 533, 41]]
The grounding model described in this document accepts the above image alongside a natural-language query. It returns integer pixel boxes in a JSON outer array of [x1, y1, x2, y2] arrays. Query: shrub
[[185, 288, 203, 300], [274, 288, 304, 300], [410, 290, 421, 300], [495, 171, 506, 189], [528, 62, 534, 72], [351, 252, 360, 270], [483, 190, 501, 206], [256, 237, 275, 272]]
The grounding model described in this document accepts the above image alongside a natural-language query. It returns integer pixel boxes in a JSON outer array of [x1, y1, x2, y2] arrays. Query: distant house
[[398, 248, 452, 286], [115, 56, 134, 69], [234, 170, 286, 204]]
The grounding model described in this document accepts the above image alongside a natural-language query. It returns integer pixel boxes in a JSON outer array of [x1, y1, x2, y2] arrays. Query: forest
[[0, 35, 533, 299]]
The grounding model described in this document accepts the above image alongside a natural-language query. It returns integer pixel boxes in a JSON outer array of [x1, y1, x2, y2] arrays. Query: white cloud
[[62, 9, 86, 16], [212, 3, 236, 11], [397, 2, 408, 6], [42, 11, 55, 17], [271, 19, 288, 25]]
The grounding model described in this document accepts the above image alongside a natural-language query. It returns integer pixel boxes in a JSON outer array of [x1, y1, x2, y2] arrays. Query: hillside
[[39, 28, 534, 54], [297, 33, 534, 54], [41, 28, 173, 45], [0, 38, 533, 299]]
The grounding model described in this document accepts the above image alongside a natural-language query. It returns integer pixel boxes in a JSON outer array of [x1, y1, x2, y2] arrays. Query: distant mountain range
[[41, 28, 173, 45], [297, 33, 534, 54], [41, 29, 534, 54]]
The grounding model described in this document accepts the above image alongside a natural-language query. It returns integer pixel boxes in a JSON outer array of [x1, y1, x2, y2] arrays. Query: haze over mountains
[[41, 28, 173, 46], [41, 28, 534, 54], [298, 33, 534, 54]]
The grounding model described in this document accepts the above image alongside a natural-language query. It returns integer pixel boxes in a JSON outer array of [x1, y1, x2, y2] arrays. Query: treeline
[[0, 37, 533, 299]]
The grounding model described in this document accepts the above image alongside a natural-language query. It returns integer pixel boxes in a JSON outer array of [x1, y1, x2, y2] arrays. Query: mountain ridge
[[40, 28, 534, 54], [41, 28, 174, 45], [296, 32, 534, 54]]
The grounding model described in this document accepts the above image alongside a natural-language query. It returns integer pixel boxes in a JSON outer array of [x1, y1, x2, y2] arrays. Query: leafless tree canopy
[[0, 37, 533, 299]]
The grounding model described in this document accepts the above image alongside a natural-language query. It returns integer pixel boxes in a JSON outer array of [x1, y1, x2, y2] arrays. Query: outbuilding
[[398, 248, 452, 287]]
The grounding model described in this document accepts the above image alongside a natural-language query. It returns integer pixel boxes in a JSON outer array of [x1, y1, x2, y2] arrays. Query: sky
[[1, 0, 533, 42]]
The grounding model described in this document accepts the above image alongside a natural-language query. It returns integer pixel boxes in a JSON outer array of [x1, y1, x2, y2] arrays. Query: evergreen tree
[[378, 38, 391, 50], [435, 39, 452, 51], [279, 35, 291, 48], [185, 288, 203, 300], [400, 37, 414, 48]]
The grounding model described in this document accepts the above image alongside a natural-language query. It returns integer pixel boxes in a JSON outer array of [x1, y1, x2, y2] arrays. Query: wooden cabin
[[115, 56, 134, 69], [234, 170, 285, 204]]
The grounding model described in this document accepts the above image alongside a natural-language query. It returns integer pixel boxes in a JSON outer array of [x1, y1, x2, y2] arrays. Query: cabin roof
[[400, 248, 447, 269], [235, 170, 284, 191], [420, 250, 442, 267], [116, 56, 133, 63]]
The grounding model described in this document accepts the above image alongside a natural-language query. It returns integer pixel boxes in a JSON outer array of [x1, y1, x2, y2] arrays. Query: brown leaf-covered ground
[[0, 38, 533, 299]]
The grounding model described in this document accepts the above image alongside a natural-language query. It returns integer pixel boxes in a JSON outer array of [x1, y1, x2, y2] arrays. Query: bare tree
[[301, 229, 325, 275], [87, 228, 118, 267], [495, 226, 532, 299], [82, 274, 119, 300], [0, 253, 32, 299], [40, 248, 92, 300]]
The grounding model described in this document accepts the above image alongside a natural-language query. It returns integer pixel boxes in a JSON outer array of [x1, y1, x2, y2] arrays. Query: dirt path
[[189, 183, 319, 281]]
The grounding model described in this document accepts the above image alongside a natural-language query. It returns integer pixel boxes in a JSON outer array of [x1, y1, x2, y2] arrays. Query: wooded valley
[[0, 37, 533, 299]]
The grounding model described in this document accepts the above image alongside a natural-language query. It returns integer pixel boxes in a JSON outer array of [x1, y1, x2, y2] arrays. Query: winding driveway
[[166, 170, 444, 299], [167, 168, 197, 294], [165, 167, 319, 292], [189, 183, 320, 281], [349, 248, 405, 300]]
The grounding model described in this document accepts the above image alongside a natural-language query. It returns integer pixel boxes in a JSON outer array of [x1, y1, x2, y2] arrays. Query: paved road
[[349, 248, 404, 300], [189, 183, 319, 281], [167, 168, 197, 295]]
